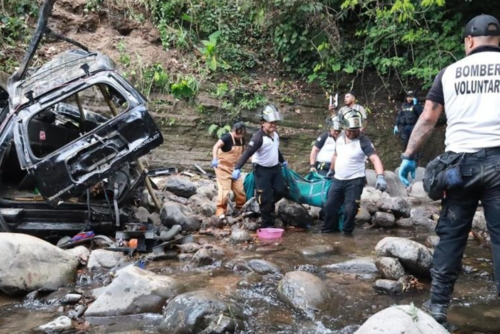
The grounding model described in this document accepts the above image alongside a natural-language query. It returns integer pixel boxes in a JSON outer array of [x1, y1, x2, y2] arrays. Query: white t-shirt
[[314, 132, 336, 163], [334, 132, 375, 180]]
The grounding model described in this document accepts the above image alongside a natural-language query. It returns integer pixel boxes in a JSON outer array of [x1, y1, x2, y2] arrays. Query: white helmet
[[260, 104, 282, 122], [341, 109, 363, 129]]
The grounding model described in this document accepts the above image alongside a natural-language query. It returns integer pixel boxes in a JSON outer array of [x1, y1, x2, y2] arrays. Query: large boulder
[[410, 207, 436, 229], [372, 212, 396, 228], [85, 265, 185, 316], [355, 304, 449, 334], [194, 180, 218, 200], [246, 259, 281, 275], [277, 271, 330, 315], [366, 170, 407, 197], [160, 290, 245, 333], [87, 249, 127, 271], [409, 181, 430, 199], [377, 197, 411, 218], [160, 201, 201, 231], [375, 237, 433, 277], [165, 176, 197, 198], [277, 199, 313, 227], [0, 233, 78, 295]]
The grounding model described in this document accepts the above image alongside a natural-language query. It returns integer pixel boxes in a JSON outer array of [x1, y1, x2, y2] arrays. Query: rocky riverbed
[[0, 169, 499, 334]]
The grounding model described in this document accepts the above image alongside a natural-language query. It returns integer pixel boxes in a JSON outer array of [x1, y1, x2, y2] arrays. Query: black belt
[[465, 146, 500, 158], [315, 162, 331, 171]]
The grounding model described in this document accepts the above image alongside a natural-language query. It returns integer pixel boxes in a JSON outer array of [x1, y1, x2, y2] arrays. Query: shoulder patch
[[249, 141, 254, 146], [317, 137, 322, 141]]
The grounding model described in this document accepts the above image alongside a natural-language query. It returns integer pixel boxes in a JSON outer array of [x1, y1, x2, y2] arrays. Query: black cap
[[463, 14, 500, 38]]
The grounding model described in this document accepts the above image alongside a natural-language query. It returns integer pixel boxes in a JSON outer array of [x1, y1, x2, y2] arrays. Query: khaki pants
[[215, 164, 246, 216]]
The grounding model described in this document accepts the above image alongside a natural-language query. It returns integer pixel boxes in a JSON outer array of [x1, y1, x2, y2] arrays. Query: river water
[[0, 228, 499, 333]]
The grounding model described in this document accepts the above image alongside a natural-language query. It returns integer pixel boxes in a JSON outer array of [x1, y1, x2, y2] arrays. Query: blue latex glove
[[375, 174, 388, 192], [393, 125, 399, 135], [282, 161, 288, 168], [399, 157, 416, 187], [232, 169, 241, 180], [211, 158, 218, 168], [413, 97, 418, 105]]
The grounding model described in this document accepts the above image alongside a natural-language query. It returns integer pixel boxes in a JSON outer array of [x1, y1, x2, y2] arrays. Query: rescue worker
[[329, 91, 368, 131], [211, 121, 247, 218], [232, 105, 288, 228], [398, 14, 500, 330], [321, 110, 387, 235], [310, 115, 342, 175], [393, 91, 423, 151]]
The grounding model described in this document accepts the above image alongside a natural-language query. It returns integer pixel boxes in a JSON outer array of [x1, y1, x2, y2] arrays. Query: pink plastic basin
[[257, 228, 284, 239]]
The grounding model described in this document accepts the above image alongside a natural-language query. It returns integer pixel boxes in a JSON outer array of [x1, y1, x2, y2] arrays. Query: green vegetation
[[2, 0, 499, 112]]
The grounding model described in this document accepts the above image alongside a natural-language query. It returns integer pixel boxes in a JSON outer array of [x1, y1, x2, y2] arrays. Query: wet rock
[[191, 248, 214, 266], [187, 194, 216, 217], [277, 271, 330, 315], [238, 272, 263, 288], [85, 265, 185, 316], [148, 212, 162, 227], [355, 304, 449, 334], [373, 279, 403, 294], [294, 264, 319, 273], [396, 218, 414, 228], [0, 233, 79, 295], [410, 207, 435, 229], [372, 212, 396, 227], [375, 257, 406, 280], [195, 181, 218, 200], [230, 229, 252, 244], [409, 181, 429, 199], [322, 257, 378, 275], [68, 304, 87, 319], [178, 253, 193, 262], [300, 244, 339, 257], [377, 197, 411, 218], [160, 290, 244, 333], [203, 244, 226, 257], [160, 201, 201, 231], [165, 176, 197, 198], [361, 200, 379, 215], [366, 170, 407, 197], [87, 249, 127, 271], [472, 210, 486, 232], [60, 293, 82, 305], [309, 206, 321, 220], [246, 259, 281, 275], [36, 316, 72, 333], [361, 186, 390, 202], [175, 242, 202, 254], [355, 207, 372, 224], [242, 218, 259, 231], [65, 246, 90, 264], [134, 206, 150, 223], [375, 237, 433, 277], [426, 235, 440, 248], [277, 199, 313, 227]]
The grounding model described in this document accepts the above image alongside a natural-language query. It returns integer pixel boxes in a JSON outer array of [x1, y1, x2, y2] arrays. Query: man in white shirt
[[321, 110, 386, 235], [309, 115, 341, 175]]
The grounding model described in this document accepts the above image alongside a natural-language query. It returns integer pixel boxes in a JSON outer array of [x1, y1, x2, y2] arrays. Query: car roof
[[10, 49, 117, 110]]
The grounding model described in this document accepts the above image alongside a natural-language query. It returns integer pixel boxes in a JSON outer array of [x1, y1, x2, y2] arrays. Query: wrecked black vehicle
[[0, 0, 163, 238]]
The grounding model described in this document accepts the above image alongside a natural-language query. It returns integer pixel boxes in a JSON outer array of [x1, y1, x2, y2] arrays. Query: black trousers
[[322, 177, 365, 233], [400, 125, 414, 151], [254, 164, 287, 227], [431, 148, 500, 305]]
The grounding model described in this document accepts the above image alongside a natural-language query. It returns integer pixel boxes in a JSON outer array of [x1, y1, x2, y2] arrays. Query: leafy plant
[[170, 75, 199, 100], [208, 123, 231, 138]]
